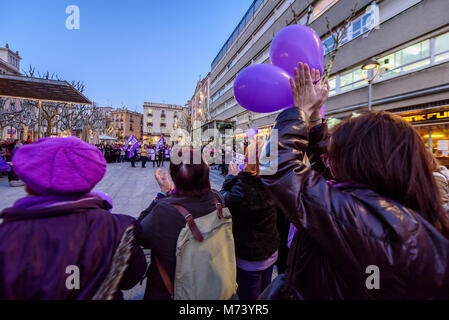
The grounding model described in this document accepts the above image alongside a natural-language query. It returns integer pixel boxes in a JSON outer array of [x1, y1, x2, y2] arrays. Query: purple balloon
[[234, 64, 293, 113], [270, 25, 324, 79], [246, 127, 259, 139], [320, 104, 326, 118]]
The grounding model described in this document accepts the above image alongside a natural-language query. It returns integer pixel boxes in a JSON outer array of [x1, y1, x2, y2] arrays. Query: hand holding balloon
[[289, 62, 329, 119]]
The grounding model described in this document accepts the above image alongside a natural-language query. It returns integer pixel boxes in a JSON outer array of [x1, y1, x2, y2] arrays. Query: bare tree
[[322, 2, 359, 81], [8, 99, 39, 139], [0, 97, 10, 137], [23, 65, 88, 137], [179, 112, 192, 134]]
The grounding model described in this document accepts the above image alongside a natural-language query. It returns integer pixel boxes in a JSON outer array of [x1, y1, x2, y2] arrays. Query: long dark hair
[[169, 147, 211, 197], [328, 111, 449, 238]]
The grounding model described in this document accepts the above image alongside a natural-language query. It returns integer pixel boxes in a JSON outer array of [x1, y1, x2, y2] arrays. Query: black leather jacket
[[260, 107, 449, 299], [221, 172, 280, 261]]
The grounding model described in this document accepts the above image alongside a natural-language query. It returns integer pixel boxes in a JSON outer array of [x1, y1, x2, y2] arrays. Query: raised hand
[[289, 62, 329, 119], [228, 162, 239, 176], [155, 168, 173, 194]]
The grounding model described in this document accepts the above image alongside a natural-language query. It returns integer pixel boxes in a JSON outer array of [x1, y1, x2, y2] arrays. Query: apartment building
[[109, 108, 143, 142], [0, 43, 21, 76], [0, 43, 22, 140], [209, 0, 449, 164], [189, 73, 211, 128], [142, 102, 184, 144]]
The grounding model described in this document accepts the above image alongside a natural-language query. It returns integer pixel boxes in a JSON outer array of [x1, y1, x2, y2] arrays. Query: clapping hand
[[228, 162, 240, 176], [289, 62, 329, 121], [155, 168, 173, 194]]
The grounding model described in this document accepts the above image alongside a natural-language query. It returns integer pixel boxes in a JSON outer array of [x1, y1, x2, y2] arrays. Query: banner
[[127, 135, 140, 159], [122, 134, 135, 151], [0, 154, 10, 173], [156, 135, 165, 152]]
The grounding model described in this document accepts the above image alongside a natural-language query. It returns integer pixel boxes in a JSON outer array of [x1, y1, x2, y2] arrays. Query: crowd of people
[[0, 64, 449, 300], [95, 143, 171, 168], [0, 138, 33, 187]]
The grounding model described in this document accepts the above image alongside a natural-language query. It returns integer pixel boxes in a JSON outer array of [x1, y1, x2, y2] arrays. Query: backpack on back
[[155, 197, 238, 300]]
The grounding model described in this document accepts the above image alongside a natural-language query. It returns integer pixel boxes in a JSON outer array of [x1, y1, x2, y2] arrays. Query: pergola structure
[[0, 74, 92, 139]]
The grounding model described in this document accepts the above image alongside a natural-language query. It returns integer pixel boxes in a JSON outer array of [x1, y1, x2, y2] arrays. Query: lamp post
[[361, 59, 380, 111]]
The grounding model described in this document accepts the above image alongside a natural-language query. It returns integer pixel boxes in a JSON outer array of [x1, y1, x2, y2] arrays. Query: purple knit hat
[[12, 137, 106, 195]]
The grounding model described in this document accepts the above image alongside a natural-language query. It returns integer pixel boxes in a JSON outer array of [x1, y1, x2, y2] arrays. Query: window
[[312, 0, 339, 22], [339, 67, 364, 92], [323, 36, 335, 55], [352, 19, 362, 38], [328, 77, 337, 96], [435, 32, 449, 62], [379, 39, 430, 79], [323, 6, 375, 55]]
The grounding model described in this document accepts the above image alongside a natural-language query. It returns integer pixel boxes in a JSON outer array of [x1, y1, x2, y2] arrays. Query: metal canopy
[[0, 74, 92, 104]]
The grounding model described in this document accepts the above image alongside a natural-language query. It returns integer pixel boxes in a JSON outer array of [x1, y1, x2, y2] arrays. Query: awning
[[0, 74, 92, 104]]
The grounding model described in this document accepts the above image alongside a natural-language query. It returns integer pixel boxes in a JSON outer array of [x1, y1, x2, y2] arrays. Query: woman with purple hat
[[0, 137, 146, 300]]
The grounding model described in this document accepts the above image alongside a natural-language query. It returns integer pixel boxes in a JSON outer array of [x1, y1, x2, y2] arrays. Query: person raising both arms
[[260, 62, 449, 299]]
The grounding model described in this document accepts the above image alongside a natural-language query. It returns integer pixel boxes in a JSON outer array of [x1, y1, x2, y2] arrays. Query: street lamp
[[361, 58, 380, 111]]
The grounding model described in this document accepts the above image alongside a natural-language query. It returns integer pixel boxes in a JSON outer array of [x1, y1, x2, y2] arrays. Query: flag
[[156, 135, 164, 152], [127, 135, 140, 159], [122, 134, 135, 151], [0, 154, 10, 173]]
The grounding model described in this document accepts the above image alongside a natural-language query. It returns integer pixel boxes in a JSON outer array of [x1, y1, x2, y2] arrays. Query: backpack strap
[[213, 196, 224, 219], [154, 255, 174, 299], [173, 204, 204, 242]]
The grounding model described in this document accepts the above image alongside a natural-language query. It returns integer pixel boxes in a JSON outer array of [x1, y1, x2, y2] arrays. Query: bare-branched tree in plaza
[[0, 97, 10, 137], [80, 103, 108, 143], [23, 65, 89, 137], [8, 99, 39, 139], [322, 2, 359, 81], [286, 1, 359, 82], [179, 112, 192, 134]]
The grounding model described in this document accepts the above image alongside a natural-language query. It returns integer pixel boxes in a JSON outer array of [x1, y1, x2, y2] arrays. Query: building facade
[[109, 108, 143, 142], [0, 43, 21, 76], [189, 73, 211, 129], [142, 102, 184, 145], [0, 43, 23, 140], [208, 0, 449, 163]]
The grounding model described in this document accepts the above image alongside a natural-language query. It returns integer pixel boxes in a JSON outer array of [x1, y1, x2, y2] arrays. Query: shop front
[[399, 106, 449, 166]]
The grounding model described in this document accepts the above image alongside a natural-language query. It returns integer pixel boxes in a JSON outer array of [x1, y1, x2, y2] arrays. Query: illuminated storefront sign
[[401, 109, 449, 124]]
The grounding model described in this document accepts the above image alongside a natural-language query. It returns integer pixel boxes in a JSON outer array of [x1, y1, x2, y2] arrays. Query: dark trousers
[[141, 156, 147, 168], [276, 211, 290, 274], [152, 159, 156, 167], [131, 157, 136, 167], [236, 265, 274, 300], [158, 157, 164, 167]]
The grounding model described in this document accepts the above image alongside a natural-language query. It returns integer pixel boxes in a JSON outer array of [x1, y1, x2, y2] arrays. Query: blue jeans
[[236, 265, 274, 300]]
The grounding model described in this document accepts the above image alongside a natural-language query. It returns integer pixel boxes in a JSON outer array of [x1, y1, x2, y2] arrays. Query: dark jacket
[[260, 107, 449, 299], [0, 194, 147, 300], [138, 190, 225, 300], [220, 172, 279, 261]]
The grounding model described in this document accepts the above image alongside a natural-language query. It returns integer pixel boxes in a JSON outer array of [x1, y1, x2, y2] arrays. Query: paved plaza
[[0, 161, 225, 215], [0, 161, 226, 300]]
